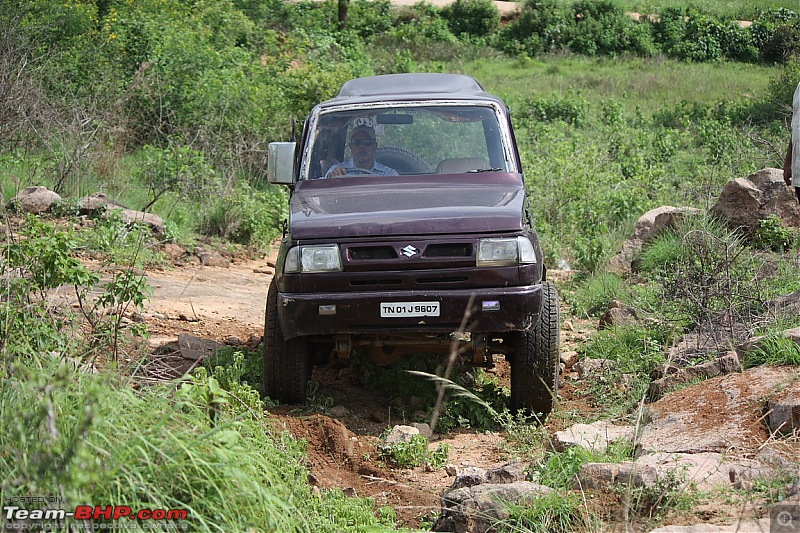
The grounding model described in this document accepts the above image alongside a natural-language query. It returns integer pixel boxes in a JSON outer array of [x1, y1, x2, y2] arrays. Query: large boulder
[[639, 366, 797, 454], [10, 186, 61, 214], [608, 206, 701, 274], [709, 168, 800, 237]]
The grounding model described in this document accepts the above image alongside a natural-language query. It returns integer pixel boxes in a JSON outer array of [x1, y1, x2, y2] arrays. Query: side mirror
[[268, 142, 296, 185]]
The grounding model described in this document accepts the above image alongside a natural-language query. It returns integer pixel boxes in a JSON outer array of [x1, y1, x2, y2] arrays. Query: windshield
[[302, 103, 514, 180]]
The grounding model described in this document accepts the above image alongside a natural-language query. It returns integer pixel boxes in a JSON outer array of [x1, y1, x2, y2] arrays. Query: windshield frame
[[299, 100, 519, 181]]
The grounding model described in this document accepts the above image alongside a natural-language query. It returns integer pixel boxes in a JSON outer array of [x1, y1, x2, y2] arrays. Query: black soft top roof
[[315, 73, 505, 109]]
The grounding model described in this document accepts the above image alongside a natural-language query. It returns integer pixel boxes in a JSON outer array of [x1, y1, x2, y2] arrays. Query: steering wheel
[[345, 167, 374, 176]]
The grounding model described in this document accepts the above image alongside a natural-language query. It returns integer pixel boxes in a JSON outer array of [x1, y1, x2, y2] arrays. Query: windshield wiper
[[468, 168, 503, 173]]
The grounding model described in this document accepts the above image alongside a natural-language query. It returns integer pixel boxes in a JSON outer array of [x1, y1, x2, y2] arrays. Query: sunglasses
[[350, 139, 375, 147]]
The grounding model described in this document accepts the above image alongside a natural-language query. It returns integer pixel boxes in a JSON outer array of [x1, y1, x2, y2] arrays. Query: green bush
[[750, 8, 800, 63], [379, 433, 449, 468], [766, 55, 800, 108], [493, 0, 569, 56], [753, 214, 797, 251], [565, 1, 657, 57], [201, 184, 287, 247], [523, 91, 590, 126], [441, 0, 500, 38]]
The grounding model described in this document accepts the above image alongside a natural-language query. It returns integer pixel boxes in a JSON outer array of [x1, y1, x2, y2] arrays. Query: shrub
[[753, 214, 797, 251], [441, 0, 500, 38], [134, 143, 218, 212], [750, 8, 800, 63], [565, 1, 657, 58], [493, 0, 569, 56], [766, 55, 800, 108], [523, 91, 590, 126], [201, 184, 287, 247], [379, 433, 449, 468]]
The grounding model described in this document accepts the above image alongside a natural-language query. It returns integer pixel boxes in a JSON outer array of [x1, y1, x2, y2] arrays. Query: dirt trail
[[143, 257, 271, 345]]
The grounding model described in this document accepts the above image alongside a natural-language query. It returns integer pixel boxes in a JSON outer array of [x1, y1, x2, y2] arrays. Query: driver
[[325, 124, 398, 177]]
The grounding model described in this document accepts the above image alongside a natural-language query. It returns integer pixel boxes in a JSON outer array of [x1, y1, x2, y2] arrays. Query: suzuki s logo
[[401, 245, 418, 257]]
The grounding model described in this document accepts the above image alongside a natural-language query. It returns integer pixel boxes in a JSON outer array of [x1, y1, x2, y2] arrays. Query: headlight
[[284, 245, 342, 273], [477, 237, 537, 266]]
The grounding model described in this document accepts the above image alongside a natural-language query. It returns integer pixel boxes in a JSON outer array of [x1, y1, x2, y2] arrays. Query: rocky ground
[[121, 247, 798, 532]]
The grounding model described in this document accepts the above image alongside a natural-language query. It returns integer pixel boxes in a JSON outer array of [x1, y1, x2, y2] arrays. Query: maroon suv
[[265, 73, 560, 416]]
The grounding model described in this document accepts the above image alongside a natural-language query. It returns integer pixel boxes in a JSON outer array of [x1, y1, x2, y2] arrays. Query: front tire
[[263, 279, 310, 404], [510, 282, 561, 417]]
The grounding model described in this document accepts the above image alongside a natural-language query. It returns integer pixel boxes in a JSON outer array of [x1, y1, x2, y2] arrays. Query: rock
[[380, 425, 420, 450], [667, 316, 750, 366], [574, 357, 615, 379], [766, 379, 800, 436], [78, 192, 128, 213], [608, 206, 701, 274], [197, 250, 230, 268], [224, 335, 241, 346], [433, 482, 552, 533], [639, 366, 798, 454], [552, 420, 635, 453], [710, 168, 800, 238], [445, 464, 458, 476], [112, 208, 165, 235], [328, 405, 350, 418], [576, 461, 659, 491], [368, 409, 388, 424], [411, 422, 433, 439], [560, 350, 579, 369], [337, 367, 361, 384], [648, 351, 741, 400], [598, 300, 639, 329], [451, 466, 488, 489], [177, 334, 225, 361], [578, 452, 777, 493], [485, 461, 526, 484], [768, 289, 800, 319], [160, 242, 186, 262], [11, 186, 61, 214]]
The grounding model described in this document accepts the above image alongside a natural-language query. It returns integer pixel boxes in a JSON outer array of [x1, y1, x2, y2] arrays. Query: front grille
[[348, 246, 397, 260], [424, 243, 472, 258]]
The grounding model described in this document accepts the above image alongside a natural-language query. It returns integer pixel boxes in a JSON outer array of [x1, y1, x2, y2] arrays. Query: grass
[[503, 0, 798, 20], [742, 334, 800, 367], [498, 491, 595, 533], [0, 355, 401, 532], [466, 56, 781, 118]]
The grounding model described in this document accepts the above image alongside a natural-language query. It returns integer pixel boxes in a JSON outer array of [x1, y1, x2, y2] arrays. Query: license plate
[[380, 301, 440, 318]]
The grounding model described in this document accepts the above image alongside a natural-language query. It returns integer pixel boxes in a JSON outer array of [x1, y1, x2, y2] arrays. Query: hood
[[289, 174, 525, 240]]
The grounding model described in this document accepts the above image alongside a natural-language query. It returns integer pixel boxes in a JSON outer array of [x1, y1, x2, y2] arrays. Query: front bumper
[[277, 285, 543, 339]]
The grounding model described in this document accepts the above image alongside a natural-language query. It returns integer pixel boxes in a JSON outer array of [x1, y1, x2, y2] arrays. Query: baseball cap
[[350, 117, 376, 141]]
